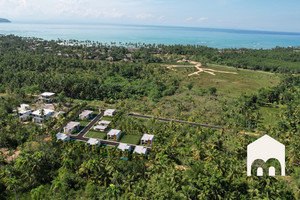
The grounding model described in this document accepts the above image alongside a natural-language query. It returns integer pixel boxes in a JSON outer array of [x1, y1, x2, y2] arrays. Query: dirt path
[[168, 60, 238, 76]]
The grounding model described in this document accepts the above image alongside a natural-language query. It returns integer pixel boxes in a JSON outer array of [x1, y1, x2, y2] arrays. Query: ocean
[[0, 23, 300, 49]]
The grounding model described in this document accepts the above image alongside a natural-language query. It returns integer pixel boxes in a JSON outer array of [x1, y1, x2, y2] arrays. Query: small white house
[[117, 143, 132, 151], [98, 120, 111, 126], [104, 109, 116, 117], [40, 92, 55, 103], [133, 146, 148, 155], [64, 122, 81, 134], [94, 125, 108, 132], [107, 129, 121, 141], [141, 134, 155, 146], [17, 104, 32, 116], [31, 109, 55, 123], [79, 110, 93, 120], [57, 133, 70, 141], [86, 138, 101, 146]]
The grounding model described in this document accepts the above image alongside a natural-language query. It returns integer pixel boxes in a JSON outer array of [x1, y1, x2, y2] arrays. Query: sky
[[0, 0, 300, 32]]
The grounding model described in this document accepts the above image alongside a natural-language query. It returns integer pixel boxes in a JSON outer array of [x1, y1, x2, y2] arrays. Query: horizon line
[[9, 20, 300, 36]]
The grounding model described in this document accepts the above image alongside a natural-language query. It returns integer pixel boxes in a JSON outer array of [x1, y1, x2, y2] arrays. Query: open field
[[163, 63, 280, 97], [84, 130, 107, 139], [119, 134, 141, 145]]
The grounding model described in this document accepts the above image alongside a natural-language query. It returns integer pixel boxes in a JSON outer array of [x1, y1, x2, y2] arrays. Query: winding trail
[[167, 59, 238, 76]]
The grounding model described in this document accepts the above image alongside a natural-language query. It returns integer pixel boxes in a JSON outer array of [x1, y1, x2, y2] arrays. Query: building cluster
[[16, 92, 57, 123], [57, 107, 154, 156]]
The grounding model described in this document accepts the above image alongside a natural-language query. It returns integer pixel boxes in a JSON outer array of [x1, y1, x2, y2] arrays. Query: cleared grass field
[[164, 63, 280, 97], [84, 130, 107, 139], [119, 135, 141, 145]]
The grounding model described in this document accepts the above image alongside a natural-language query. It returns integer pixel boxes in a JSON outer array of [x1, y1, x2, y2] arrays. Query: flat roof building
[[133, 146, 148, 155], [94, 125, 108, 132], [64, 122, 80, 134], [141, 134, 155, 146], [57, 133, 70, 141], [98, 120, 111, 126], [40, 92, 55, 103], [107, 129, 121, 141], [104, 109, 116, 117], [86, 138, 101, 146], [79, 110, 93, 120], [31, 109, 55, 123], [117, 143, 132, 151]]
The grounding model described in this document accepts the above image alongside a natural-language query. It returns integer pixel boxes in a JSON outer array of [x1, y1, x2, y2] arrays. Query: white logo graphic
[[247, 135, 285, 176]]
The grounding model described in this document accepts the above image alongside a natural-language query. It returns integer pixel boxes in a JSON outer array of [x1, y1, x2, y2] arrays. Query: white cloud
[[198, 17, 208, 22], [185, 17, 193, 21]]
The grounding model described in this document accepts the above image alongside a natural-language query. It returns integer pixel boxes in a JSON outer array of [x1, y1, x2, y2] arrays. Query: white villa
[[117, 143, 132, 151], [107, 129, 121, 141], [86, 138, 101, 146], [40, 92, 55, 103], [133, 146, 148, 155], [31, 109, 55, 123], [57, 133, 70, 141], [98, 120, 111, 126], [141, 134, 155, 146], [79, 110, 93, 120], [94, 125, 108, 132], [64, 121, 80, 134], [94, 120, 111, 131], [104, 109, 116, 117], [17, 104, 32, 120]]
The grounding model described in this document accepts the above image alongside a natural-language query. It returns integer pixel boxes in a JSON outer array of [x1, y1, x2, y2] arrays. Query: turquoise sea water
[[0, 23, 300, 49]]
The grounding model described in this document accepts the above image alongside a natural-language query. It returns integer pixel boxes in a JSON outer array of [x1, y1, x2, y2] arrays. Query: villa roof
[[80, 110, 93, 117], [41, 92, 55, 97], [118, 143, 131, 151], [32, 109, 54, 116], [57, 133, 69, 141], [65, 121, 80, 129], [107, 129, 121, 136], [141, 134, 154, 141], [98, 120, 111, 125], [133, 146, 148, 154], [94, 125, 107, 130], [87, 138, 101, 145]]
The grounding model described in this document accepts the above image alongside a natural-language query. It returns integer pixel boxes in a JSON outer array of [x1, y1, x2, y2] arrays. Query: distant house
[[17, 104, 32, 120], [107, 129, 121, 141], [79, 110, 93, 120], [40, 92, 55, 103], [94, 125, 108, 132], [117, 143, 132, 151], [141, 134, 155, 146], [94, 120, 111, 131], [64, 122, 80, 134], [133, 146, 148, 155], [57, 133, 70, 141], [31, 109, 55, 123], [104, 109, 116, 117], [86, 138, 101, 146], [99, 120, 111, 126]]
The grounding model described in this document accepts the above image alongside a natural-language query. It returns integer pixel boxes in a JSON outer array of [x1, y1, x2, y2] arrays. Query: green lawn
[[84, 130, 107, 139], [259, 106, 281, 127], [119, 135, 141, 145]]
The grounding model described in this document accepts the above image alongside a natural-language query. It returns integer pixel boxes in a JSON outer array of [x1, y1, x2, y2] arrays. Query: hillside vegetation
[[0, 35, 299, 199]]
